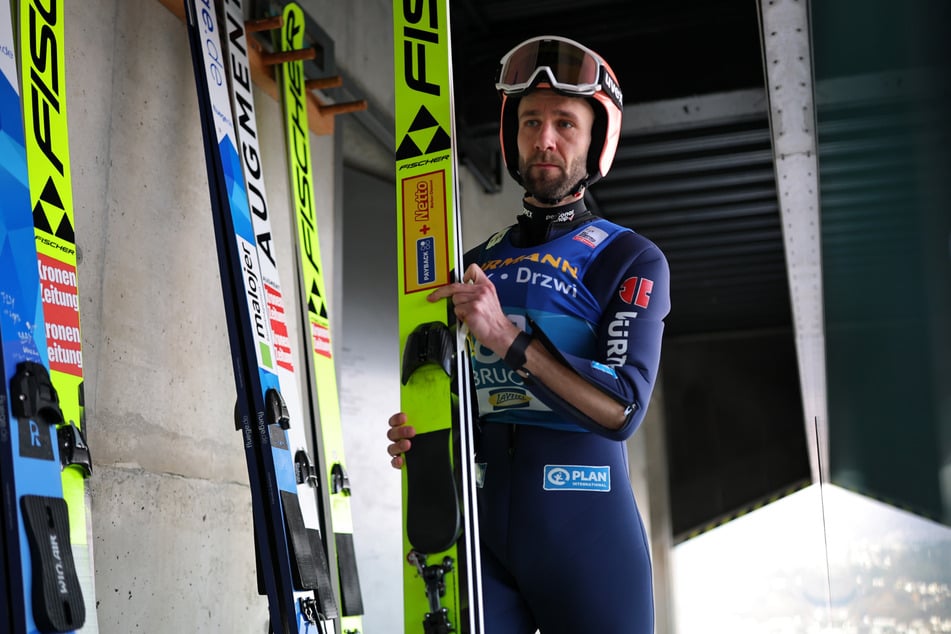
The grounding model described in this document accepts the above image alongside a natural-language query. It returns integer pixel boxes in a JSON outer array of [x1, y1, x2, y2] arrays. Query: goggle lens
[[497, 37, 602, 95]]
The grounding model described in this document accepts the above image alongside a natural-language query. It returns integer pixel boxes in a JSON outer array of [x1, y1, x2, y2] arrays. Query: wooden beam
[[157, 0, 334, 136]]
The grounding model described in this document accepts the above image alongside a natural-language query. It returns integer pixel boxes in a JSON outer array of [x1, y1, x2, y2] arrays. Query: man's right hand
[[386, 412, 416, 469]]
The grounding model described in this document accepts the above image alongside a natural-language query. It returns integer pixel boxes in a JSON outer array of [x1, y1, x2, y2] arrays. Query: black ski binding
[[58, 422, 93, 476], [331, 462, 351, 496], [298, 597, 321, 626], [11, 361, 63, 462], [11, 361, 64, 424], [265, 388, 290, 429], [401, 322, 454, 384], [295, 450, 318, 487], [408, 550, 455, 634]]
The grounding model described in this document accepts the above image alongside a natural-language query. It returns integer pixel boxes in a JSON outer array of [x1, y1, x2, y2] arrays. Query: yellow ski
[[393, 1, 484, 631], [277, 4, 365, 632], [19, 1, 99, 630]]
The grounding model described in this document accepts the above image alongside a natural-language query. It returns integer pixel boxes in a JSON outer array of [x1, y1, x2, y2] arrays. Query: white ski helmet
[[495, 35, 624, 192]]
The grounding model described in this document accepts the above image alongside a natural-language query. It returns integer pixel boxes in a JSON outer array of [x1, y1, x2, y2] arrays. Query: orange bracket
[[158, 0, 365, 135]]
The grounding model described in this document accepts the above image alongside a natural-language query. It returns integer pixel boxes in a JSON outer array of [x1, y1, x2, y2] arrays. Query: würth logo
[[396, 106, 451, 160], [619, 276, 653, 309]]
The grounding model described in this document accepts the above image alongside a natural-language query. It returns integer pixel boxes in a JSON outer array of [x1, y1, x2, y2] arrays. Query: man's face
[[516, 90, 594, 202]]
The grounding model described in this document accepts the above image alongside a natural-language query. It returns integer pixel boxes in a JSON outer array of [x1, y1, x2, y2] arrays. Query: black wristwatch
[[504, 331, 532, 371]]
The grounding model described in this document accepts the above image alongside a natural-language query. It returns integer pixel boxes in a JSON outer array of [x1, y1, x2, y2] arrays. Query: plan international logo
[[543, 465, 611, 492]]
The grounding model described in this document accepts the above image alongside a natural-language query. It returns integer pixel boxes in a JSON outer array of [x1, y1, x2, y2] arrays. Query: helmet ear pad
[[586, 96, 608, 187], [587, 90, 622, 185], [499, 93, 524, 186]]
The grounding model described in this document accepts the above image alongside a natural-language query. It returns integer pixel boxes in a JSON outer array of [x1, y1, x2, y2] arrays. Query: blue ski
[[0, 5, 85, 632]]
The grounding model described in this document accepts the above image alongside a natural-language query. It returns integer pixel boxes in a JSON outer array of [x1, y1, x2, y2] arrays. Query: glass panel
[[673, 484, 951, 630], [813, 0, 951, 523]]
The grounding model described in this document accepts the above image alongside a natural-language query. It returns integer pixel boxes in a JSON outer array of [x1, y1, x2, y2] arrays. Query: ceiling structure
[[449, 0, 765, 133]]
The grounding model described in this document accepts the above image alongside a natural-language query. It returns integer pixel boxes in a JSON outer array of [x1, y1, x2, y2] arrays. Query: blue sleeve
[[531, 232, 670, 441]]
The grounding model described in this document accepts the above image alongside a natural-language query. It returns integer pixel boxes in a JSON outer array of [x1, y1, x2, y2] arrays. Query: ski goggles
[[495, 36, 622, 108]]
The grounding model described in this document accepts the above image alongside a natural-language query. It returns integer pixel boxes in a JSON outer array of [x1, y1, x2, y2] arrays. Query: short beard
[[519, 154, 588, 203]]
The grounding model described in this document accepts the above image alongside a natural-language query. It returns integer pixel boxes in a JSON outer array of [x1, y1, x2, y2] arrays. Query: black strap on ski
[[279, 491, 338, 619], [279, 490, 320, 592], [334, 532, 364, 616], [404, 428, 462, 555], [306, 528, 338, 619], [20, 495, 85, 632], [326, 458, 364, 617]]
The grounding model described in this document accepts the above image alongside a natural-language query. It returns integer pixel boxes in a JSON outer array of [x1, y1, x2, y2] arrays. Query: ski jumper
[[467, 200, 670, 634]]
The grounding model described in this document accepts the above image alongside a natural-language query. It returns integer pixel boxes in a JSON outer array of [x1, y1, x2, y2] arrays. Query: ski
[[392, 2, 484, 632], [219, 0, 339, 628], [183, 0, 324, 631], [17, 0, 99, 630], [275, 4, 365, 633], [0, 3, 85, 632]]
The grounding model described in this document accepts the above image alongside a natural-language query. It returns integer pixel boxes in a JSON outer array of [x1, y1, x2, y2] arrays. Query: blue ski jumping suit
[[466, 200, 670, 633]]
